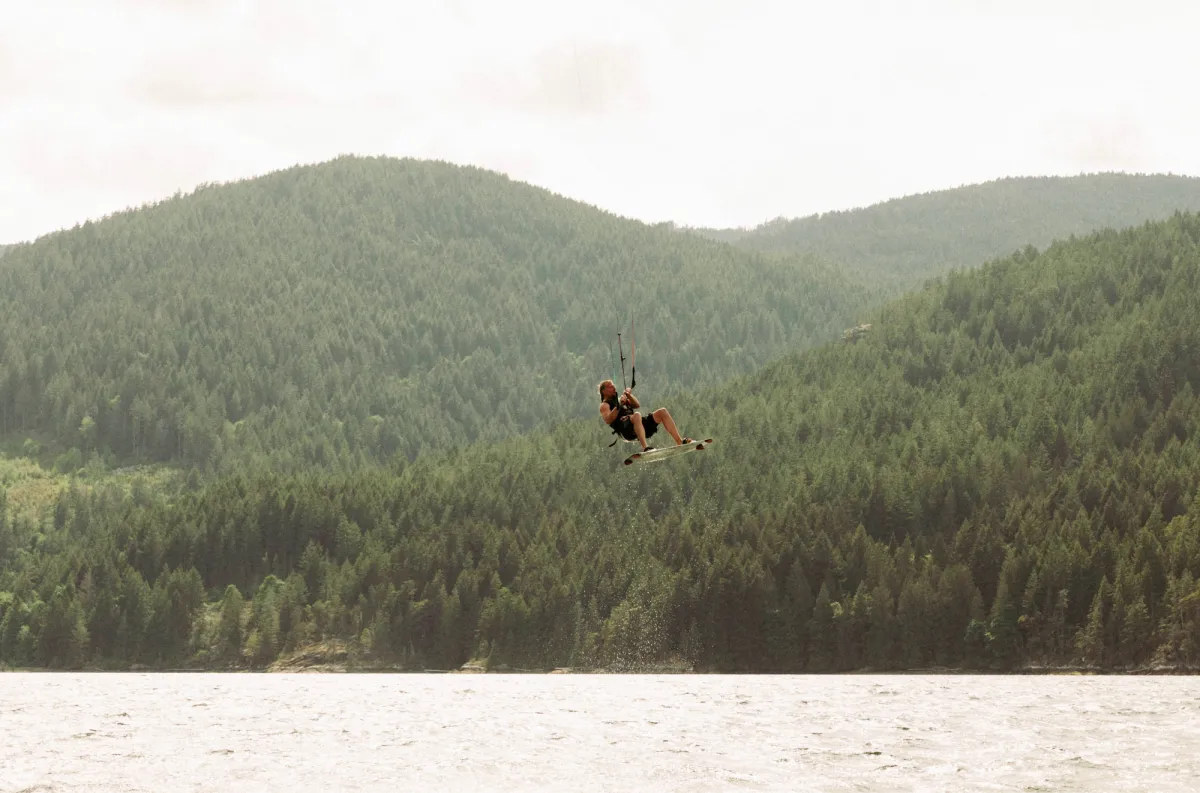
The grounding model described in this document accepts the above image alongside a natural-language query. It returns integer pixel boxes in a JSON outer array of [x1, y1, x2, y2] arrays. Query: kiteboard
[[624, 437, 714, 466]]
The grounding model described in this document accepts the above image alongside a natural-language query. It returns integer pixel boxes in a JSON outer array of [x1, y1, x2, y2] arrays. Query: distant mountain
[[0, 155, 877, 471], [690, 173, 1200, 289]]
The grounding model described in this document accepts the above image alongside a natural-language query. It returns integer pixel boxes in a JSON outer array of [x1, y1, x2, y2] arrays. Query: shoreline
[[4, 661, 1199, 675], [5, 639, 1196, 676]]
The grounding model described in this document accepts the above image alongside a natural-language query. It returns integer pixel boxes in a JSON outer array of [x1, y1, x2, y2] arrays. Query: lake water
[[2, 673, 1199, 792]]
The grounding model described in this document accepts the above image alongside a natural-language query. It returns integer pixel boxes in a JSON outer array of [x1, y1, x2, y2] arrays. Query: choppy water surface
[[3, 673, 1199, 792]]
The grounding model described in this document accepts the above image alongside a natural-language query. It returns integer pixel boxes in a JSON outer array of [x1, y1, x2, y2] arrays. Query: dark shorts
[[616, 411, 658, 441]]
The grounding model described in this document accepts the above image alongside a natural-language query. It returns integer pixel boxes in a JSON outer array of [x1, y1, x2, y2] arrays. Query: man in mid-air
[[598, 379, 690, 452]]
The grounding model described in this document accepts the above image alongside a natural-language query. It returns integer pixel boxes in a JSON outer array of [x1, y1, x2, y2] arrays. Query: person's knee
[[653, 408, 669, 420], [631, 412, 643, 423]]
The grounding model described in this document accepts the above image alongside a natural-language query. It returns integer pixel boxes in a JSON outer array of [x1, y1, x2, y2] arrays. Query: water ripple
[[1, 674, 1199, 792]]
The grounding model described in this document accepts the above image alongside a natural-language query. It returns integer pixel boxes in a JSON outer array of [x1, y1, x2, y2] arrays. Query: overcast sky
[[3, 0, 1199, 244]]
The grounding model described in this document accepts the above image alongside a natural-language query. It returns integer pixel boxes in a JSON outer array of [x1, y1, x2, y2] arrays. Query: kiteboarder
[[598, 379, 690, 452]]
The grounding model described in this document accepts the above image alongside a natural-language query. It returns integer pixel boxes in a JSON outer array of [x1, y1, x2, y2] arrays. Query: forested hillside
[[693, 173, 1200, 291], [0, 155, 875, 471], [6, 212, 1200, 673]]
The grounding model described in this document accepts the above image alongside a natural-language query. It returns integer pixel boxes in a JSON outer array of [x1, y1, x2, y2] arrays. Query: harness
[[604, 395, 633, 446]]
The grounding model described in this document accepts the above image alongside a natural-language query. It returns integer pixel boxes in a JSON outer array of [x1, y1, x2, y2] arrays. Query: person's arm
[[600, 402, 618, 424], [624, 389, 639, 409]]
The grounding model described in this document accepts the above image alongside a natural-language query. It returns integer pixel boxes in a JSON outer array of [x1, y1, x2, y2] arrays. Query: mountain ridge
[[687, 172, 1200, 289], [0, 154, 874, 471]]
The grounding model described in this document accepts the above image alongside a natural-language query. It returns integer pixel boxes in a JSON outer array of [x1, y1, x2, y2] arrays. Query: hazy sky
[[3, 0, 1199, 244]]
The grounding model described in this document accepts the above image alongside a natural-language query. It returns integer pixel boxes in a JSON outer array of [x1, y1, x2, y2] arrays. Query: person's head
[[598, 379, 617, 400]]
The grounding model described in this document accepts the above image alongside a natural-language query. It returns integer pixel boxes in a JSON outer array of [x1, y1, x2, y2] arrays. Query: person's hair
[[597, 379, 615, 398]]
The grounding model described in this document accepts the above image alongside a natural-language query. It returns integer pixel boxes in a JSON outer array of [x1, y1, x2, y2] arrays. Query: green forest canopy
[[0, 155, 877, 472], [5, 211, 1200, 673], [691, 173, 1200, 291], [5, 163, 1194, 477]]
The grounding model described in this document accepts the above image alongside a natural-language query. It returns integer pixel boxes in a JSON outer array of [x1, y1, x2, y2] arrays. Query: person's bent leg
[[631, 412, 650, 450], [652, 407, 685, 444]]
